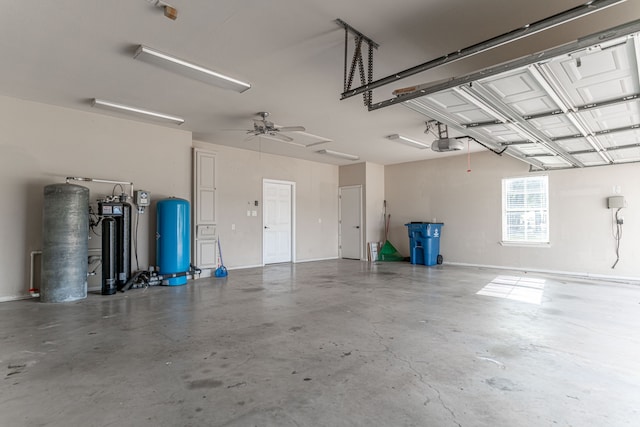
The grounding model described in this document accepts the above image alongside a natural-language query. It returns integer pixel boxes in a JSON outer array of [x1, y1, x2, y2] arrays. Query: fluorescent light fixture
[[134, 45, 251, 93], [316, 149, 360, 161], [386, 134, 429, 149], [91, 98, 184, 125]]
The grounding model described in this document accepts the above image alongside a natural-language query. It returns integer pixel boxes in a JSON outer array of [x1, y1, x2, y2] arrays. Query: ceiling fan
[[247, 112, 306, 142]]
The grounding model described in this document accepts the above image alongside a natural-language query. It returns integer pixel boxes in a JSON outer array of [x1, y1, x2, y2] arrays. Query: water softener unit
[[101, 216, 117, 295], [157, 198, 190, 286], [98, 195, 132, 294]]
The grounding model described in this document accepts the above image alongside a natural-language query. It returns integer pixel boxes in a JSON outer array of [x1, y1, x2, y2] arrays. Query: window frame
[[501, 175, 550, 247]]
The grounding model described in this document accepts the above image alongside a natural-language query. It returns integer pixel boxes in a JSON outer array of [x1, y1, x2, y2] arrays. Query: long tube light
[[316, 149, 360, 161], [134, 45, 251, 93], [386, 134, 429, 149], [91, 98, 184, 125]]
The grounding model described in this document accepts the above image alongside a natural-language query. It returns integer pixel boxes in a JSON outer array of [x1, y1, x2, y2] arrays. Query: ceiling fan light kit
[[243, 111, 311, 145], [91, 98, 184, 125], [134, 45, 251, 93]]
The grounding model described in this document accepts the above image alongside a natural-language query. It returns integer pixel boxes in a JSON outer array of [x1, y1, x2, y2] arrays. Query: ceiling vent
[[431, 138, 464, 152]]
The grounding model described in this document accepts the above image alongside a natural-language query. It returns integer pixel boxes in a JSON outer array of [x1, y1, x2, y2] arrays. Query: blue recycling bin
[[404, 222, 444, 266]]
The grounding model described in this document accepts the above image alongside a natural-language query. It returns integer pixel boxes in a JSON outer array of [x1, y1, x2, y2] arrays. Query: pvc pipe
[[30, 249, 101, 297], [29, 250, 42, 297], [65, 177, 134, 198]]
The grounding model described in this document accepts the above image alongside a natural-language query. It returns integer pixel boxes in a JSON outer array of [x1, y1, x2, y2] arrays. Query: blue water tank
[[157, 198, 190, 285]]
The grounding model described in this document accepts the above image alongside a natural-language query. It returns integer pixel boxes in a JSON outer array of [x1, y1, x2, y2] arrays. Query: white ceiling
[[2, 0, 639, 165]]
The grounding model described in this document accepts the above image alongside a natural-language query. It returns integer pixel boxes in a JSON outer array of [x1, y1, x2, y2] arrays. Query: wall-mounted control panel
[[135, 190, 151, 207], [607, 196, 625, 209]]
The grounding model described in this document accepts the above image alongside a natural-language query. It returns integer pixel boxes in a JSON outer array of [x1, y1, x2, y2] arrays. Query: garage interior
[[1, 1, 640, 426]]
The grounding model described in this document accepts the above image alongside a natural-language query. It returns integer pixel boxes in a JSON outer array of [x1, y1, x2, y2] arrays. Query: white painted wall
[[0, 96, 341, 301], [339, 163, 366, 259], [3, 93, 636, 302], [385, 151, 640, 279], [338, 163, 366, 188], [193, 142, 339, 269], [365, 162, 386, 246], [339, 162, 386, 260], [0, 95, 192, 301]]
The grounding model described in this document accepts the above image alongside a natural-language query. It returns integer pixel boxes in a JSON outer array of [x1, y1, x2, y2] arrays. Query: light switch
[[231, 224, 236, 231], [251, 210, 257, 217], [247, 210, 251, 217]]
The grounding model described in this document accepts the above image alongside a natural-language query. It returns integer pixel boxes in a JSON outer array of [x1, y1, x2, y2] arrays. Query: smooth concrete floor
[[1, 260, 639, 427]]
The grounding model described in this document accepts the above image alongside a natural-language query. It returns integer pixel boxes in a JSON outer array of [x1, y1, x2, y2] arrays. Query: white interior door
[[263, 180, 294, 264], [193, 148, 217, 274], [339, 186, 362, 260]]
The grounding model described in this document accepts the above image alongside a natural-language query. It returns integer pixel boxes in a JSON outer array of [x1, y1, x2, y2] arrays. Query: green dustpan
[[378, 240, 404, 262]]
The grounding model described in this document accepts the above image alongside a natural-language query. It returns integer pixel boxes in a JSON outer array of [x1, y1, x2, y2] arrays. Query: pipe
[[29, 249, 101, 297], [65, 177, 134, 198], [29, 250, 42, 297]]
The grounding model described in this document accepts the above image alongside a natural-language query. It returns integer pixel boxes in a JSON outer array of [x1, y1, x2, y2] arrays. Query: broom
[[214, 238, 228, 277]]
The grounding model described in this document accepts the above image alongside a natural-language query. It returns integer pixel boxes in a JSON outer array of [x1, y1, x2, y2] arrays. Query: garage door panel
[[481, 70, 558, 115], [401, 26, 640, 169], [555, 138, 592, 152]]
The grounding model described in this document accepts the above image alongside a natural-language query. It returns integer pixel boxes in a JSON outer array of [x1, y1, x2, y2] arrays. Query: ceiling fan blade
[[265, 132, 293, 142], [260, 134, 305, 146], [276, 126, 306, 132]]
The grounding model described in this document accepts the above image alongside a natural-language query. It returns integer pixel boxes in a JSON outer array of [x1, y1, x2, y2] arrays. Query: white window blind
[[502, 176, 549, 243]]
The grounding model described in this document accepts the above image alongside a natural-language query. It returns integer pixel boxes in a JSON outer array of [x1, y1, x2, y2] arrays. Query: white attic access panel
[[400, 21, 640, 171]]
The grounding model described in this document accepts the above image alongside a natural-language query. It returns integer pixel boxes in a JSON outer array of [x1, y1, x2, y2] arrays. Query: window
[[502, 175, 549, 244]]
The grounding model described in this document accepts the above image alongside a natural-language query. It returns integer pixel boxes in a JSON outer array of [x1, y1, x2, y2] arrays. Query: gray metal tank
[[41, 183, 89, 302]]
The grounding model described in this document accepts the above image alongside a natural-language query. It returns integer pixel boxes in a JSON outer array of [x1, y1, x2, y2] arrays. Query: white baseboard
[[445, 261, 640, 284], [295, 257, 339, 263], [228, 264, 264, 271], [0, 294, 34, 303]]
